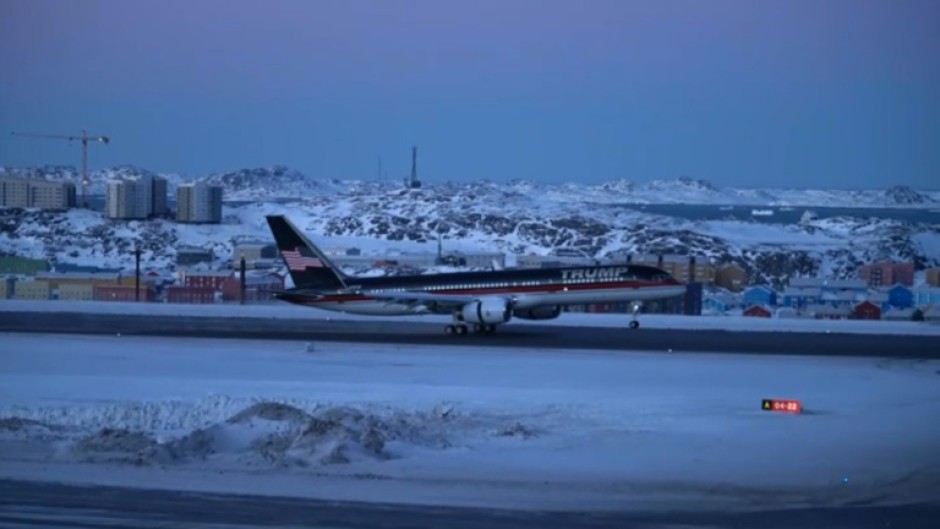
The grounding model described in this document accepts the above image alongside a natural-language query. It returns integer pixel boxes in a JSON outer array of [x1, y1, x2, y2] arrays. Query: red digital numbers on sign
[[761, 399, 802, 414]]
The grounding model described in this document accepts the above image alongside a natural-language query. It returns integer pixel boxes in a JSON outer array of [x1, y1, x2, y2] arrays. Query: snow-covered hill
[[536, 178, 937, 207], [201, 165, 343, 200], [0, 165, 188, 196], [3, 166, 938, 207], [2, 177, 939, 290]]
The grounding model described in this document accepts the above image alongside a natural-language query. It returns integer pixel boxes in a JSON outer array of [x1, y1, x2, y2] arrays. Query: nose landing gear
[[629, 301, 642, 329]]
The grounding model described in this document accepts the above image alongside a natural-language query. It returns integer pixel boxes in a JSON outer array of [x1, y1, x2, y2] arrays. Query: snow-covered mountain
[[2, 174, 939, 290], [3, 165, 939, 207], [883, 185, 935, 205]]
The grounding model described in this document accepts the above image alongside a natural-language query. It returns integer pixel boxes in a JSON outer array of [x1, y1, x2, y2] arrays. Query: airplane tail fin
[[265, 215, 347, 289]]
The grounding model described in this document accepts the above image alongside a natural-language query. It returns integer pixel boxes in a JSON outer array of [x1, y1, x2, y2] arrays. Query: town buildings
[[628, 254, 716, 285], [714, 263, 748, 292], [743, 285, 777, 307], [176, 182, 223, 223], [925, 268, 940, 287], [0, 218, 937, 323], [859, 261, 914, 287], [105, 173, 167, 219], [0, 176, 75, 209]]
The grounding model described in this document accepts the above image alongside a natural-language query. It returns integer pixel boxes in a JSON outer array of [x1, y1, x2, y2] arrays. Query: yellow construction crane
[[11, 129, 110, 208]]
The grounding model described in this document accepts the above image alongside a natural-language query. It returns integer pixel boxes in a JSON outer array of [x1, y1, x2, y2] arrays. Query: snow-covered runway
[[4, 299, 940, 336], [1, 332, 938, 512]]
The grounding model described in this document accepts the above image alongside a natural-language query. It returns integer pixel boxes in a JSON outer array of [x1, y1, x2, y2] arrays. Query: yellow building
[[629, 254, 715, 284], [58, 283, 95, 301], [13, 280, 50, 300], [0, 277, 14, 299], [926, 268, 940, 287], [662, 260, 716, 284], [35, 271, 130, 289], [695, 263, 717, 284], [714, 263, 749, 292]]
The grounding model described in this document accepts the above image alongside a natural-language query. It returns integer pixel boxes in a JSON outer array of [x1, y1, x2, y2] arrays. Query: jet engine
[[460, 298, 512, 324], [512, 305, 562, 321]]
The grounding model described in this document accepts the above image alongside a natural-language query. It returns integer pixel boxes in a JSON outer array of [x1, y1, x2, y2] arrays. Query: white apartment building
[[177, 182, 223, 223], [0, 177, 76, 209], [105, 174, 167, 219]]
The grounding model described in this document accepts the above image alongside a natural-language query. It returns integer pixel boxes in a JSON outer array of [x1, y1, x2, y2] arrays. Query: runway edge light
[[761, 398, 802, 414]]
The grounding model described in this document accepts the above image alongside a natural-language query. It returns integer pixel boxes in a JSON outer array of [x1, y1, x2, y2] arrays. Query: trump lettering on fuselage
[[561, 267, 632, 281]]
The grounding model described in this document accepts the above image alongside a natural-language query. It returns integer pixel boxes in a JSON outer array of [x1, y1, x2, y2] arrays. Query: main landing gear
[[629, 301, 642, 330], [445, 309, 499, 336], [444, 322, 498, 336], [444, 324, 468, 335]]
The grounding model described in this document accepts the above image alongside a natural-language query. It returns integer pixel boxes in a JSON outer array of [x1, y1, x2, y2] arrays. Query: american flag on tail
[[281, 248, 323, 271]]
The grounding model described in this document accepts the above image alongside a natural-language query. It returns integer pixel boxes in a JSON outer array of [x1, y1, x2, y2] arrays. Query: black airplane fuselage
[[276, 263, 685, 316]]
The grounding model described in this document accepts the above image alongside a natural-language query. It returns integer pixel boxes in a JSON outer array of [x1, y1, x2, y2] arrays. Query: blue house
[[743, 285, 777, 307], [782, 287, 821, 309], [914, 286, 940, 306], [886, 284, 914, 309], [703, 293, 743, 314], [789, 278, 867, 296]]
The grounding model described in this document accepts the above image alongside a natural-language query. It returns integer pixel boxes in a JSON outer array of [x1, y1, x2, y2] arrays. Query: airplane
[[266, 215, 686, 335]]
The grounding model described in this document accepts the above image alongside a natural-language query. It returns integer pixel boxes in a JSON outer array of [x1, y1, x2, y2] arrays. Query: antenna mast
[[408, 145, 421, 188]]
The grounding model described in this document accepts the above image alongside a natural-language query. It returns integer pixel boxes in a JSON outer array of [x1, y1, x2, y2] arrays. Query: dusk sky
[[1, 0, 937, 188]]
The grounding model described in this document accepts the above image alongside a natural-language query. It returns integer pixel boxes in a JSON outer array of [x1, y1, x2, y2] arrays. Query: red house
[[743, 304, 772, 318], [94, 284, 157, 302], [220, 273, 285, 302], [166, 286, 216, 304], [852, 300, 882, 320], [183, 271, 233, 290], [140, 270, 172, 287]]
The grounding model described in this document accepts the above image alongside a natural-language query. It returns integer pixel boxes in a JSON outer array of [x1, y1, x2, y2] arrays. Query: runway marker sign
[[761, 399, 802, 414]]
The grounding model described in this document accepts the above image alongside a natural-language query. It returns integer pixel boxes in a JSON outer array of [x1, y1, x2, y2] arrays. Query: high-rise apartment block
[[152, 176, 167, 216], [176, 182, 223, 223], [0, 176, 76, 209], [105, 174, 167, 219]]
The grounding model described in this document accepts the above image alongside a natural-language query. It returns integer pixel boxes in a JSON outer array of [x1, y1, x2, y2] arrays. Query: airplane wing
[[367, 290, 504, 311]]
